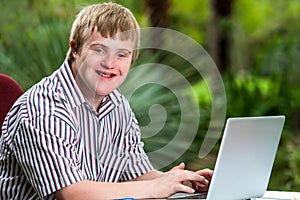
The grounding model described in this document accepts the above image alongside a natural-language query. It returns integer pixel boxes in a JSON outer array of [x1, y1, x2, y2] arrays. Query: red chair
[[0, 73, 23, 136]]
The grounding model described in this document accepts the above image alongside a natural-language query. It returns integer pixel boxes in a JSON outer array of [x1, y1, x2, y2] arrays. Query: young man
[[0, 2, 212, 199]]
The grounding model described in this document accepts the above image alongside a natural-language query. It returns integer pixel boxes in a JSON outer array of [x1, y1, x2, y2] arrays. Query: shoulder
[[26, 73, 64, 115], [8, 68, 72, 124]]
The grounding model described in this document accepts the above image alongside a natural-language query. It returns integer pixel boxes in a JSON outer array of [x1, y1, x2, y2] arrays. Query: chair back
[[0, 74, 23, 136]]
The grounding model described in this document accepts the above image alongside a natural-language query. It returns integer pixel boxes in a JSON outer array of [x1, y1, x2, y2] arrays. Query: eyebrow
[[89, 43, 108, 50], [89, 43, 132, 53]]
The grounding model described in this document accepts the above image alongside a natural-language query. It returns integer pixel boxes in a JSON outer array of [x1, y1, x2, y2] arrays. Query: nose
[[100, 54, 116, 69]]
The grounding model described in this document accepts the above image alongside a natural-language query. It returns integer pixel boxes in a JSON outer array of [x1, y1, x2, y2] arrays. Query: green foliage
[[170, 0, 210, 43], [223, 73, 300, 190], [230, 1, 300, 190], [0, 0, 71, 89], [288, 140, 300, 189]]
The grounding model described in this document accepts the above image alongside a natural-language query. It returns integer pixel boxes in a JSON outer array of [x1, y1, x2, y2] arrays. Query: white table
[[252, 191, 300, 200]]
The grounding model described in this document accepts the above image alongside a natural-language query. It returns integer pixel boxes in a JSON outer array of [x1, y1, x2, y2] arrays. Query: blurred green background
[[1, 0, 300, 191]]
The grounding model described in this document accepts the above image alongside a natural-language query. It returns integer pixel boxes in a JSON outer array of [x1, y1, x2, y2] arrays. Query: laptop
[[170, 115, 285, 200]]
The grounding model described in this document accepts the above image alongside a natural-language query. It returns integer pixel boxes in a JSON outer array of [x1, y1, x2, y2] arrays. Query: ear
[[70, 39, 77, 57]]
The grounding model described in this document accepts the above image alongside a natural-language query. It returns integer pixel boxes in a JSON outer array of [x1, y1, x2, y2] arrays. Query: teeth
[[100, 72, 110, 77], [97, 71, 111, 78]]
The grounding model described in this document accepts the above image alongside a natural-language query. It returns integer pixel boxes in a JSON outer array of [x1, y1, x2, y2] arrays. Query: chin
[[95, 89, 112, 97]]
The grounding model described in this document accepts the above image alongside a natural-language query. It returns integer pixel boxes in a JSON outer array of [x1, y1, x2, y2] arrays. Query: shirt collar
[[109, 88, 123, 107], [57, 60, 86, 108]]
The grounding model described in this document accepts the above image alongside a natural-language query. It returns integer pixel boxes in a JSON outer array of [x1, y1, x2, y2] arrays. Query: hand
[[173, 163, 213, 193], [150, 163, 208, 198], [193, 168, 213, 192]]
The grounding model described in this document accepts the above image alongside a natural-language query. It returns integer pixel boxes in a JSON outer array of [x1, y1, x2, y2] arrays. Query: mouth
[[96, 70, 116, 78]]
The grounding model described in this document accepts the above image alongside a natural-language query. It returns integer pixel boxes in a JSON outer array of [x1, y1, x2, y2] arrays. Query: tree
[[208, 0, 234, 72]]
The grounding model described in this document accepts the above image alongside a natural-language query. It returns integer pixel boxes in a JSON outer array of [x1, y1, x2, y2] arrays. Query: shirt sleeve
[[12, 115, 84, 199], [120, 110, 154, 181]]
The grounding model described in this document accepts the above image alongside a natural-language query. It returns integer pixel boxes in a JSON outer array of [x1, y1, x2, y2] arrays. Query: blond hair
[[67, 2, 140, 64]]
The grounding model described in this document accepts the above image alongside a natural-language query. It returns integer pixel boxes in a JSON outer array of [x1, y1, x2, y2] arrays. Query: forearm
[[55, 180, 158, 200], [131, 169, 164, 181], [54, 165, 208, 199]]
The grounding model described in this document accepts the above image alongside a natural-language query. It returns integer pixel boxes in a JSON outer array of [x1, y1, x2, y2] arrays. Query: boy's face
[[71, 31, 134, 106]]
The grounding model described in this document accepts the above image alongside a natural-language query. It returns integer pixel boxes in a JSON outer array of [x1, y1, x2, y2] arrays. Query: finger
[[194, 178, 209, 187], [171, 162, 185, 171], [174, 183, 195, 194], [196, 168, 213, 176], [195, 169, 213, 180], [194, 178, 210, 192], [179, 171, 206, 183]]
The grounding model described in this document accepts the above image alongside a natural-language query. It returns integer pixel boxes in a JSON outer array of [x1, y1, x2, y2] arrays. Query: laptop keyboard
[[168, 192, 207, 199]]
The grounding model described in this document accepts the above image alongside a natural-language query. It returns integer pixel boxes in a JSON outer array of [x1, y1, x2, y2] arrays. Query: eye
[[117, 51, 131, 59], [118, 53, 126, 58], [93, 48, 105, 54]]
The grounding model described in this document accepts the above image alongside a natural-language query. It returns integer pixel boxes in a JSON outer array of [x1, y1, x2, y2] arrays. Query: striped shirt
[[0, 61, 153, 199]]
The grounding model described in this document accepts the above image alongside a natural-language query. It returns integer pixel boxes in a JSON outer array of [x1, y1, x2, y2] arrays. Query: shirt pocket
[[97, 151, 129, 182]]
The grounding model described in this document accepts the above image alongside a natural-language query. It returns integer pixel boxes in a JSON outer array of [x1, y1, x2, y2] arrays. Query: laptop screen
[[206, 116, 285, 200]]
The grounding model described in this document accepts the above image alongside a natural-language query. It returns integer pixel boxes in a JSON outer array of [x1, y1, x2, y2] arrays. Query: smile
[[96, 70, 115, 78]]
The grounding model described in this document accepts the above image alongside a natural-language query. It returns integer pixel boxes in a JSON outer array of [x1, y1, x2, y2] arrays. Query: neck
[[70, 63, 104, 110], [78, 80, 104, 110]]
